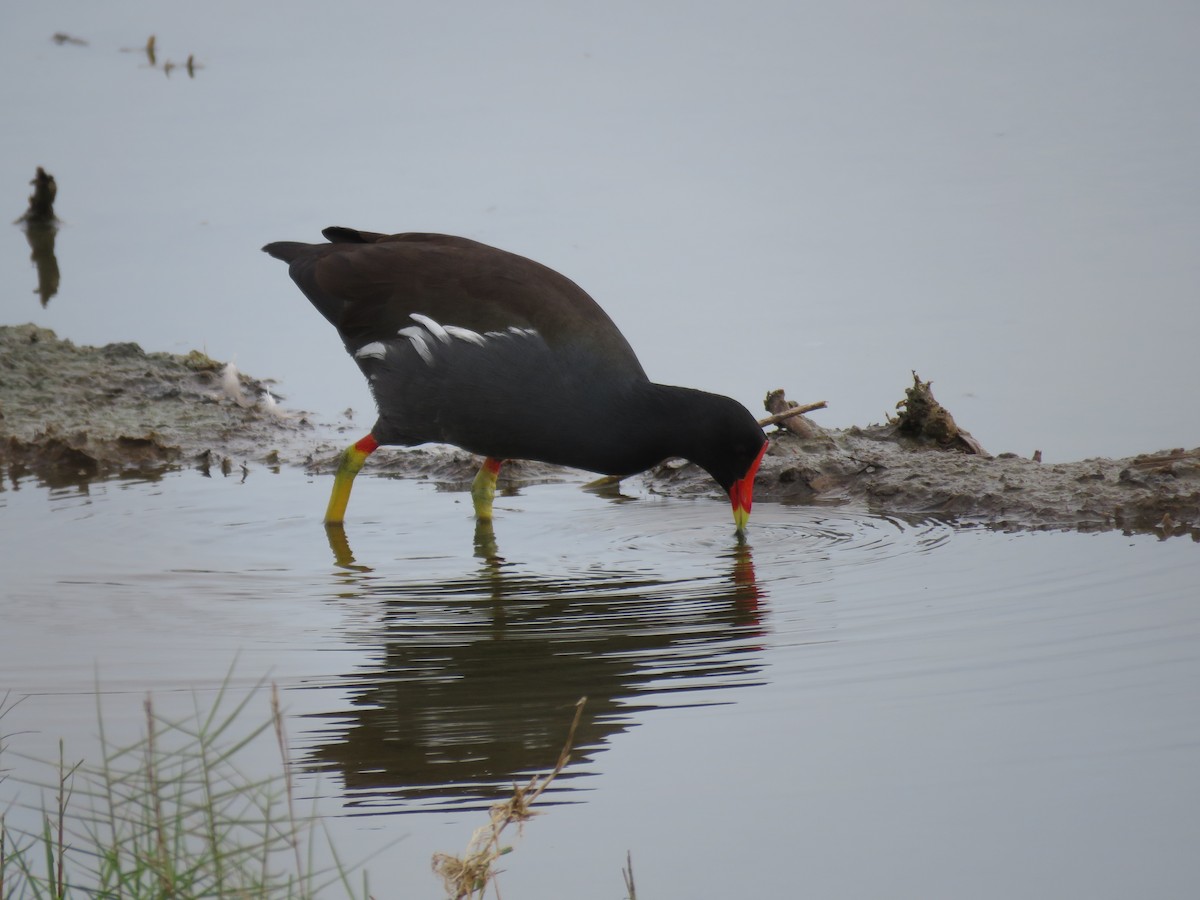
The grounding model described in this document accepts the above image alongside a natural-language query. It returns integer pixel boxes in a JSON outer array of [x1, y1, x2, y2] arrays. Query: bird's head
[[686, 398, 768, 536]]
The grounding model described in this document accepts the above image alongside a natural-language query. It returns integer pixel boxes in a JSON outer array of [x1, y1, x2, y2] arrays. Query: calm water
[[2, 1, 1198, 460], [3, 2, 1199, 896], [2, 468, 1198, 897]]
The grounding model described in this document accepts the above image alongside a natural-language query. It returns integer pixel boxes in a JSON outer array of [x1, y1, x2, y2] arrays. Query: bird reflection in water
[[307, 504, 766, 814], [325, 522, 368, 572], [322, 493, 508, 571]]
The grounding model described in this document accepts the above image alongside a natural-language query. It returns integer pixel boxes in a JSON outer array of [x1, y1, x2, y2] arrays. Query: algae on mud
[[2, 324, 1196, 537]]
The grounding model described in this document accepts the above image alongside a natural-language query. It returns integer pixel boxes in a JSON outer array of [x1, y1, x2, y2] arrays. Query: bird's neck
[[610, 381, 735, 473]]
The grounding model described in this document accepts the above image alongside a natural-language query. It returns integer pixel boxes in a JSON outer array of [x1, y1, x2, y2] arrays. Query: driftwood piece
[[892, 371, 990, 457], [761, 390, 826, 438], [17, 167, 58, 225]]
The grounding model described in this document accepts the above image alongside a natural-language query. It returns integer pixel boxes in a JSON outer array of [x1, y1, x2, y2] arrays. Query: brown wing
[[266, 228, 646, 379]]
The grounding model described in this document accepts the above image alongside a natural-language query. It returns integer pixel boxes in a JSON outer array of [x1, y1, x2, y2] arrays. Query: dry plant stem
[[195, 695, 230, 897], [55, 740, 68, 899], [93, 683, 122, 888], [522, 696, 586, 809], [623, 850, 637, 900], [271, 682, 306, 883], [144, 695, 173, 897], [434, 697, 588, 900], [94, 680, 133, 894], [757, 400, 827, 428]]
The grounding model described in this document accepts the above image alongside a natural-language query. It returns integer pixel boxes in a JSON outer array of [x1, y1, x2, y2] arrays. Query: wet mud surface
[[1, 324, 315, 483], [750, 426, 1200, 537], [2, 324, 1196, 537]]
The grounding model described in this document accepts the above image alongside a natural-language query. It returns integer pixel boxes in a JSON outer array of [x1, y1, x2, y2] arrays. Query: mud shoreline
[[2, 324, 1196, 539]]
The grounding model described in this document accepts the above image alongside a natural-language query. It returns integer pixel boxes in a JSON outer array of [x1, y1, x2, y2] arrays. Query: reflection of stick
[[25, 222, 61, 306], [522, 696, 586, 807], [758, 400, 826, 428]]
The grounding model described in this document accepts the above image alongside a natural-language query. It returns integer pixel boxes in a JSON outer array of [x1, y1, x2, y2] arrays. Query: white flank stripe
[[410, 313, 450, 344], [354, 341, 387, 360], [484, 326, 538, 340], [444, 325, 487, 346], [398, 326, 436, 366]]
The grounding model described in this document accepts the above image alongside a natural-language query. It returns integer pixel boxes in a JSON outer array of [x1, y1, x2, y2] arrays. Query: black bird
[[263, 227, 768, 533]]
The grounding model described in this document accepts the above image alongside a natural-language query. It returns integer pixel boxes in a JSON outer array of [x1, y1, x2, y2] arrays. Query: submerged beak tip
[[728, 442, 766, 536], [730, 489, 752, 535]]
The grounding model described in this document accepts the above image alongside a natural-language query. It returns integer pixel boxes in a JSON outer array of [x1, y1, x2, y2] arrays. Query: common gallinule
[[263, 227, 767, 533]]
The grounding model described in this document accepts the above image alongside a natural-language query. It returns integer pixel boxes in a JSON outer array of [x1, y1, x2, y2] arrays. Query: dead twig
[[1128, 449, 1200, 470], [433, 697, 588, 899], [760, 389, 827, 438], [758, 400, 827, 428]]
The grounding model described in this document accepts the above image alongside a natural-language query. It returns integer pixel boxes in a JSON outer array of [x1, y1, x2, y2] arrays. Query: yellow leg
[[471, 457, 504, 520], [324, 434, 379, 525]]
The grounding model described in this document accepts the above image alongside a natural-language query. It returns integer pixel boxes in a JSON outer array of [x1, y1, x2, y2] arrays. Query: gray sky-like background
[[3, 0, 1197, 460]]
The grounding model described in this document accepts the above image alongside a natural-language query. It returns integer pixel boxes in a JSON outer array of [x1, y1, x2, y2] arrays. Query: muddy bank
[[0, 324, 318, 485], [2, 325, 1195, 538], [747, 427, 1199, 538]]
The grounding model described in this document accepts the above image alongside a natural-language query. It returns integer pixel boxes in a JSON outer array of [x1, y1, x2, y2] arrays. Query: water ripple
[[296, 498, 958, 813]]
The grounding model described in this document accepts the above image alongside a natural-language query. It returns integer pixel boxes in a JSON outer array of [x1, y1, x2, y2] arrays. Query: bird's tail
[[323, 226, 390, 243], [261, 241, 310, 263]]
